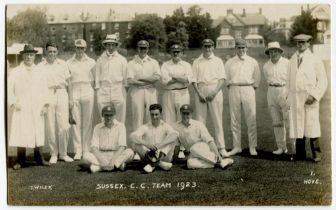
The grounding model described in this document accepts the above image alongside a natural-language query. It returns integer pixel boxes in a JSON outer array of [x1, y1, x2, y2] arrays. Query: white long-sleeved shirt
[[38, 59, 70, 89], [161, 59, 193, 90], [173, 119, 214, 151], [192, 53, 226, 85], [95, 51, 128, 89], [91, 120, 127, 151], [67, 54, 96, 85], [130, 120, 178, 145], [263, 57, 289, 86], [225, 55, 260, 88]]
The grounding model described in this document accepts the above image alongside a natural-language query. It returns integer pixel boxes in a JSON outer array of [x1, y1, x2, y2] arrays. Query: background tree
[[7, 7, 49, 47], [92, 27, 106, 56], [185, 5, 217, 48], [290, 10, 318, 43], [126, 14, 167, 52], [163, 7, 186, 35], [166, 21, 189, 50]]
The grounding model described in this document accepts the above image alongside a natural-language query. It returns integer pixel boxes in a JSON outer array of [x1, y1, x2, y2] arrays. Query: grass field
[[6, 48, 331, 206]]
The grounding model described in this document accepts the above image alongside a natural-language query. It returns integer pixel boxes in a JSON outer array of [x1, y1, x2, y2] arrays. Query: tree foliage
[[126, 14, 167, 51], [185, 5, 217, 48], [7, 7, 50, 47], [291, 10, 318, 43], [163, 5, 218, 49], [166, 21, 189, 50]]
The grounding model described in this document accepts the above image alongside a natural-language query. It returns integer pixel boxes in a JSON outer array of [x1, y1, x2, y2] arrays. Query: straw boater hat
[[265, 41, 284, 55], [102, 34, 120, 45], [19, 44, 38, 54]]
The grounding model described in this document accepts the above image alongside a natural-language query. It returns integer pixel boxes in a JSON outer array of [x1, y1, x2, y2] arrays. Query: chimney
[[259, 8, 262, 14], [242, 9, 246, 17], [227, 9, 233, 16]]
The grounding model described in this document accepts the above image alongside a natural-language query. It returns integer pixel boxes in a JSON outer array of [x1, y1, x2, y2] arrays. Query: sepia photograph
[[4, 0, 333, 206]]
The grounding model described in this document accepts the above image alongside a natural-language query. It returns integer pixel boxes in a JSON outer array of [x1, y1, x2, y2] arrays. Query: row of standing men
[[8, 33, 327, 171]]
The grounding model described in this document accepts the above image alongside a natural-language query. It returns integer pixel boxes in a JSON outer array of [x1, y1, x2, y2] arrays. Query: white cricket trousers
[[83, 148, 134, 167], [228, 86, 257, 149], [97, 83, 126, 123], [71, 83, 94, 155], [194, 83, 226, 150], [46, 89, 70, 157], [267, 86, 288, 150], [162, 88, 190, 125], [129, 87, 158, 131], [187, 142, 217, 169]]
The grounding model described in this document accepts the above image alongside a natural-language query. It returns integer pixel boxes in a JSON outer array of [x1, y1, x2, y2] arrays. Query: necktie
[[298, 55, 303, 68]]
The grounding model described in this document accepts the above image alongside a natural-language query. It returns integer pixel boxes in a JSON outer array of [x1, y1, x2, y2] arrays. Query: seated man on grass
[[173, 104, 234, 169], [130, 104, 178, 173], [79, 105, 134, 173]]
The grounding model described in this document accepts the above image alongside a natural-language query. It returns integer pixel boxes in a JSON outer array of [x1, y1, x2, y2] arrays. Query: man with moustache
[[263, 41, 291, 155], [8, 44, 50, 169], [130, 104, 178, 173], [287, 34, 327, 162], [39, 42, 73, 164], [67, 39, 96, 160], [160, 43, 193, 159], [173, 104, 234, 169], [80, 105, 134, 173], [192, 39, 229, 158], [95, 34, 128, 123], [225, 39, 261, 156]]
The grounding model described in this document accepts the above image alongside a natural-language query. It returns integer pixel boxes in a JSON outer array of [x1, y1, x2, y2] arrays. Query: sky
[[5, 3, 328, 22]]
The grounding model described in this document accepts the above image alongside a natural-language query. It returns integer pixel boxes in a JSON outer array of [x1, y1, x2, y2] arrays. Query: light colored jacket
[[8, 63, 49, 148], [287, 49, 327, 138]]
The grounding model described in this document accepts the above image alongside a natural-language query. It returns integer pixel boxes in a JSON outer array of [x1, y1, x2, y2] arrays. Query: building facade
[[46, 9, 133, 53], [213, 8, 268, 48]]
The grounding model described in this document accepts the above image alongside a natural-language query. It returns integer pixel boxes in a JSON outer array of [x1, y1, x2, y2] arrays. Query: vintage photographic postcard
[[4, 0, 333, 207]]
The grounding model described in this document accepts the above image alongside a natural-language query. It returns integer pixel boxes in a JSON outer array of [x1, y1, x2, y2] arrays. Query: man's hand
[[40, 104, 49, 116], [206, 91, 217, 101], [145, 143, 157, 151], [198, 93, 207, 103], [11, 103, 21, 111], [69, 115, 76, 125], [305, 95, 316, 105]]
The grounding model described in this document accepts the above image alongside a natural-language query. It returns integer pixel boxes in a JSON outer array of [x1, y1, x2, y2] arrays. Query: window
[[102, 23, 106, 30], [128, 22, 132, 30], [248, 26, 259, 34], [90, 33, 94, 41], [114, 23, 119, 30], [115, 32, 120, 39], [63, 25, 67, 31], [51, 27, 56, 32], [220, 27, 229, 35], [235, 30, 242, 39]]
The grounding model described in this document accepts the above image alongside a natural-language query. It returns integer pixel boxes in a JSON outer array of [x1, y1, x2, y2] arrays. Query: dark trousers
[[296, 137, 321, 160], [16, 146, 47, 166]]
